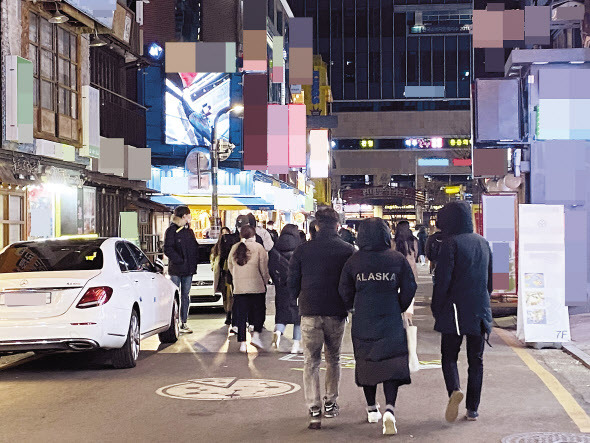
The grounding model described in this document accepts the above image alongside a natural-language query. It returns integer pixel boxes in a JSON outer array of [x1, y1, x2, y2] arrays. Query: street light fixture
[[210, 104, 244, 239]]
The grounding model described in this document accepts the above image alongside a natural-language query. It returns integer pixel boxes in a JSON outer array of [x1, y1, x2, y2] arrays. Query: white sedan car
[[0, 237, 179, 369]]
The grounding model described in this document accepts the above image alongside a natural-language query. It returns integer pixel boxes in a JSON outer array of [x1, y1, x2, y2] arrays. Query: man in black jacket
[[164, 205, 199, 333], [431, 201, 493, 423], [288, 207, 355, 430]]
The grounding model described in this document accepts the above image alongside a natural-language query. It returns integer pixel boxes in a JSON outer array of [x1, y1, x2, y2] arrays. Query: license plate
[[4, 292, 50, 307]]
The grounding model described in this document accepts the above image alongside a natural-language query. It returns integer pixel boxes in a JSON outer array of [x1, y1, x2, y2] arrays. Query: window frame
[[26, 7, 81, 145]]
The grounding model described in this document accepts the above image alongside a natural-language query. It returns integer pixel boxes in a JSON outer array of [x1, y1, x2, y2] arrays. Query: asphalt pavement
[[1, 266, 590, 443]]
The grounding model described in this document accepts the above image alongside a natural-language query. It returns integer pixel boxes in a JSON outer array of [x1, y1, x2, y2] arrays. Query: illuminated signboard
[[405, 137, 443, 148], [165, 73, 231, 147], [449, 138, 471, 147], [418, 158, 449, 167]]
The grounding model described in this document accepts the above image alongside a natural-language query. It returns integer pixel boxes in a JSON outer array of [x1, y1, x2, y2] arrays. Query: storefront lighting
[[48, 6, 69, 24], [450, 139, 456, 146], [367, 140, 374, 148], [148, 42, 164, 60], [360, 140, 367, 148]]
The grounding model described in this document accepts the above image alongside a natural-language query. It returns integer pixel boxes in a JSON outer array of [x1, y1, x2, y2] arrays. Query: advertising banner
[[516, 204, 570, 343], [165, 73, 231, 147]]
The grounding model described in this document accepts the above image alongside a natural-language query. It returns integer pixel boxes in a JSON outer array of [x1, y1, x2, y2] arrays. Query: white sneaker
[[290, 340, 301, 354], [248, 324, 254, 333], [229, 326, 238, 335], [250, 332, 264, 350], [367, 405, 382, 423], [239, 342, 247, 353], [382, 411, 397, 435], [272, 331, 281, 349]]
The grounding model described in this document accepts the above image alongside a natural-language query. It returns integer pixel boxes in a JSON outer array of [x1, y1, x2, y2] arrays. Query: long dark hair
[[234, 226, 255, 266], [394, 221, 415, 256], [212, 227, 230, 258]]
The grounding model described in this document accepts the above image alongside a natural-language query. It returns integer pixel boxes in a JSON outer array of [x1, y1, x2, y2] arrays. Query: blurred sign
[[517, 204, 570, 344]]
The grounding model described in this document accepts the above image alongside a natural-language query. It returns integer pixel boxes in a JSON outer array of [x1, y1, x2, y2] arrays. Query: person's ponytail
[[233, 225, 255, 266]]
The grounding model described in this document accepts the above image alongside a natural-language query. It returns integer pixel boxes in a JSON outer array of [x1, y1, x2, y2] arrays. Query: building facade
[[1, 0, 163, 255], [288, 0, 474, 225]]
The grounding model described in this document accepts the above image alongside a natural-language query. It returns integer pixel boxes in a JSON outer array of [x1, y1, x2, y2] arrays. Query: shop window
[[0, 193, 25, 248], [28, 11, 79, 143]]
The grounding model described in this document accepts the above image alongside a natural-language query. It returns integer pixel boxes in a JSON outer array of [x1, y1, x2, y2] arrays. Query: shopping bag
[[405, 317, 420, 373]]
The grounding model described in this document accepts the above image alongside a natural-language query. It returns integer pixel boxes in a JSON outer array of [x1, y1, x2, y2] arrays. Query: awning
[[151, 195, 274, 210]]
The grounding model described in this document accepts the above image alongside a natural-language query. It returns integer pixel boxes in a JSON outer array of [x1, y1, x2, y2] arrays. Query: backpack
[[426, 233, 443, 262]]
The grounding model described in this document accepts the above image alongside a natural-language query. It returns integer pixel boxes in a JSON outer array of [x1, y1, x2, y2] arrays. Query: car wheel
[[158, 297, 179, 344], [110, 309, 140, 369]]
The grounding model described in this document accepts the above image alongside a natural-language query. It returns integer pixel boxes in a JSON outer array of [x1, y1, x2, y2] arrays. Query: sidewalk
[[563, 313, 590, 369]]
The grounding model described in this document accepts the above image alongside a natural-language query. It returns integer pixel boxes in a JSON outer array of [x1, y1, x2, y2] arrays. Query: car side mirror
[[154, 258, 165, 274]]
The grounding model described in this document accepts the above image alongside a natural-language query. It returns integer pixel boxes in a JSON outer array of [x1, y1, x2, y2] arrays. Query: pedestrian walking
[[425, 223, 444, 277], [288, 207, 355, 430], [211, 227, 231, 321], [220, 215, 254, 329], [247, 213, 274, 252], [309, 220, 318, 240], [299, 230, 307, 243], [266, 220, 279, 244], [339, 226, 356, 246], [393, 220, 418, 321], [417, 226, 428, 266], [339, 217, 417, 435], [163, 205, 199, 334], [431, 201, 493, 423], [268, 224, 303, 353], [228, 225, 270, 353]]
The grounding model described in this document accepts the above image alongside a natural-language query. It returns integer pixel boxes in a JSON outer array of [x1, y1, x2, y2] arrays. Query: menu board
[[516, 205, 570, 343]]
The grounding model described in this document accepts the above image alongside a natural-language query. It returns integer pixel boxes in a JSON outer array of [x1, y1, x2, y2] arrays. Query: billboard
[[165, 73, 231, 147]]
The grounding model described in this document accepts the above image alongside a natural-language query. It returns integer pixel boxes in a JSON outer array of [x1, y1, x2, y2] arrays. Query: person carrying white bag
[[339, 217, 417, 436]]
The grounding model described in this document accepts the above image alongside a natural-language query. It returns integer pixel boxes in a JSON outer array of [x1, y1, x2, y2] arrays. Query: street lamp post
[[210, 105, 243, 239]]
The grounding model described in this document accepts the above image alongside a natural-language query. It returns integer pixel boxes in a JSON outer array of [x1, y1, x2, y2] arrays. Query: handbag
[[405, 316, 420, 373]]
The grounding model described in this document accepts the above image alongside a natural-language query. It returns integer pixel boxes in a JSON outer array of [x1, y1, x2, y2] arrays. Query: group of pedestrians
[[164, 201, 493, 436], [288, 202, 492, 435]]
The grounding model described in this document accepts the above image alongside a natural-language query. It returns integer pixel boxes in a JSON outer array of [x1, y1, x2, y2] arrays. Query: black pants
[[441, 333, 485, 412], [362, 380, 401, 408], [233, 293, 266, 342]]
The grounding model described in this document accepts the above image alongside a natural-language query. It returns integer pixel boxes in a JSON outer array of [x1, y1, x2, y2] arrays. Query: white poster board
[[517, 205, 570, 343]]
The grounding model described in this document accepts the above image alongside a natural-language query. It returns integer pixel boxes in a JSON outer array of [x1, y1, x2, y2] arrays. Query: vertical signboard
[[267, 105, 289, 174], [482, 193, 518, 297], [516, 205, 570, 343]]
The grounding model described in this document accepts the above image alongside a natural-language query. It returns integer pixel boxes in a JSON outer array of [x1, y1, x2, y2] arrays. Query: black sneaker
[[466, 410, 479, 421], [180, 323, 193, 334], [323, 400, 340, 418], [308, 406, 321, 429]]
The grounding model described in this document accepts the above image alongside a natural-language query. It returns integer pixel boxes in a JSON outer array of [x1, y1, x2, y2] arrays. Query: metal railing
[[92, 83, 147, 149]]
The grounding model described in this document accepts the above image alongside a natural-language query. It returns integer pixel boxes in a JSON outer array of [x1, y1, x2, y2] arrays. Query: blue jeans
[[170, 275, 192, 324], [275, 323, 302, 341]]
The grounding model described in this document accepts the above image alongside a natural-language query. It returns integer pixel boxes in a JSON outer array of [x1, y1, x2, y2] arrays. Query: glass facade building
[[288, 0, 473, 111]]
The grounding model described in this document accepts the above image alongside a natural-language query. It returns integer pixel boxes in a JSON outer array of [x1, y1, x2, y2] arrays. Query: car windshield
[[0, 239, 106, 273], [198, 244, 214, 264]]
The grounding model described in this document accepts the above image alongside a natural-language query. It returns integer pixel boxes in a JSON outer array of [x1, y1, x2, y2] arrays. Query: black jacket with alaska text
[[431, 201, 493, 336], [339, 218, 417, 386], [288, 229, 355, 317]]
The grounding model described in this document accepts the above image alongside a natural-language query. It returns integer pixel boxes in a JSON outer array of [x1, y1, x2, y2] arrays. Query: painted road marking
[[280, 354, 441, 370], [495, 327, 590, 433], [156, 377, 300, 401]]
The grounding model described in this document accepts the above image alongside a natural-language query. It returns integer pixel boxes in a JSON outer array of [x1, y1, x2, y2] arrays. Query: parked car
[[0, 237, 179, 369], [189, 239, 223, 308]]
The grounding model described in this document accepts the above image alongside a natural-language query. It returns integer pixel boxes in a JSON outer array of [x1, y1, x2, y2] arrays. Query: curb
[[0, 352, 36, 370], [562, 343, 590, 370]]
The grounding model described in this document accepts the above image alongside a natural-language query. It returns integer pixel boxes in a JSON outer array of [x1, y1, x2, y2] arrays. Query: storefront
[[151, 195, 274, 239], [26, 183, 97, 239]]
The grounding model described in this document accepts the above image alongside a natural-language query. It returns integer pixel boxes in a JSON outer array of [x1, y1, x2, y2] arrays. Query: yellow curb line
[[495, 327, 590, 433]]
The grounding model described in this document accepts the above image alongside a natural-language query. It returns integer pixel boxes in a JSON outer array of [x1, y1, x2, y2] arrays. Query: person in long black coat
[[431, 200, 493, 423], [339, 217, 417, 435], [268, 224, 302, 353]]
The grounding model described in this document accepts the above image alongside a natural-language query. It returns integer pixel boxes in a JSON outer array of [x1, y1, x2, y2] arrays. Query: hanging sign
[[516, 204, 570, 344]]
